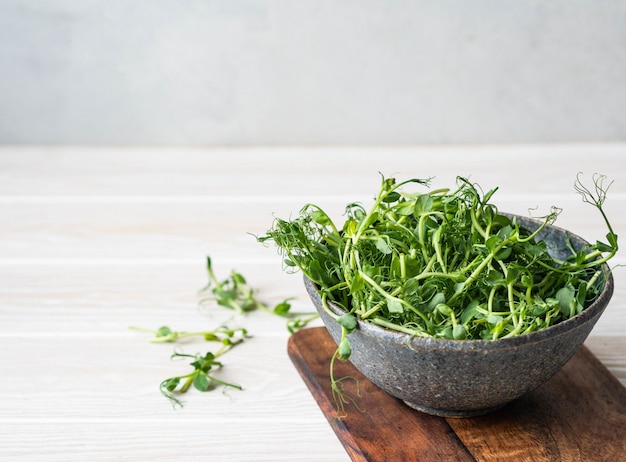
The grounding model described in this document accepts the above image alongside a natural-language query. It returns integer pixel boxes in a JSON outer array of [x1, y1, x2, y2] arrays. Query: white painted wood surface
[[1, 145, 625, 461]]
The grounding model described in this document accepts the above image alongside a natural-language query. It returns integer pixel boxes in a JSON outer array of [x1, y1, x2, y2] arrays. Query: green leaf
[[436, 303, 452, 316], [575, 250, 587, 266], [402, 278, 421, 296], [350, 273, 365, 292], [505, 267, 520, 284], [193, 372, 211, 392], [491, 213, 511, 228], [362, 265, 380, 279], [382, 192, 401, 203], [231, 271, 246, 285], [484, 270, 505, 286], [337, 314, 358, 332], [427, 293, 446, 311], [338, 338, 352, 359], [525, 240, 547, 257], [531, 301, 548, 316], [497, 225, 513, 240], [213, 289, 233, 301], [495, 246, 512, 261], [387, 299, 404, 314], [521, 274, 533, 288], [375, 237, 392, 255], [453, 324, 467, 340], [162, 377, 180, 392], [490, 320, 505, 337], [555, 285, 576, 316], [390, 254, 402, 278], [156, 326, 173, 338], [576, 281, 587, 313], [441, 326, 453, 339], [595, 240, 614, 253], [343, 218, 358, 236], [395, 201, 417, 216], [311, 210, 331, 226], [483, 205, 495, 223], [485, 235, 499, 253], [460, 300, 479, 324], [273, 301, 291, 316], [414, 194, 433, 215]]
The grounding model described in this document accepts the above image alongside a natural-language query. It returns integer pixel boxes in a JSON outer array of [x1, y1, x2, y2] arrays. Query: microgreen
[[198, 256, 318, 333], [132, 256, 316, 407], [131, 323, 249, 407], [129, 325, 249, 344], [329, 348, 363, 419], [260, 173, 618, 416], [197, 256, 259, 314], [159, 338, 244, 408]]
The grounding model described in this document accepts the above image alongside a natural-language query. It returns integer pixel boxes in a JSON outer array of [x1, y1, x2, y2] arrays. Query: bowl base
[[402, 400, 507, 418]]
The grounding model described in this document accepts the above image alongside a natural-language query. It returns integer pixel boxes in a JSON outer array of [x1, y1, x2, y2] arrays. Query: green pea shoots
[[259, 173, 618, 416], [198, 256, 318, 333], [159, 342, 244, 408], [132, 256, 318, 407]]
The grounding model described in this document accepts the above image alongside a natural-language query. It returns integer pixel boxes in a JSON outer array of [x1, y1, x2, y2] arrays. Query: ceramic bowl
[[303, 215, 614, 417]]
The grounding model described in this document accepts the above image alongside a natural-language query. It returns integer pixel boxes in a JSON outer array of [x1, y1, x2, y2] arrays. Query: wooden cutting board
[[287, 327, 626, 462]]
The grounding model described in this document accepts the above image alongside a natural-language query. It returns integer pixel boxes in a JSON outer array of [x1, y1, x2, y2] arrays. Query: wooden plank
[[287, 327, 476, 462], [0, 420, 343, 462], [585, 335, 626, 382], [0, 334, 310, 420], [448, 345, 626, 461], [0, 262, 317, 334], [288, 327, 626, 462], [1, 146, 625, 196]]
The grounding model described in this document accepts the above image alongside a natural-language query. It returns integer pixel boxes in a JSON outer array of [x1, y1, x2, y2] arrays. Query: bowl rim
[[304, 214, 615, 352]]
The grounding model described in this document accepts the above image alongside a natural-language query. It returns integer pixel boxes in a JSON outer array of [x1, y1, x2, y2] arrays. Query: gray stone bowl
[[303, 215, 614, 417]]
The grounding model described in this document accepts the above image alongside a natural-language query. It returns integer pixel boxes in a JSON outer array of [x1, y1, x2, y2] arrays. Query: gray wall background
[[1, 0, 625, 145]]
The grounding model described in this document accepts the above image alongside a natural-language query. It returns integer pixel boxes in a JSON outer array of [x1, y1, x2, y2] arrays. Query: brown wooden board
[[287, 327, 626, 462]]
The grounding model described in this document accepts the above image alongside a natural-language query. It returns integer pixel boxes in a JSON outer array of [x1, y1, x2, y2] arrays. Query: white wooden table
[[1, 145, 625, 461]]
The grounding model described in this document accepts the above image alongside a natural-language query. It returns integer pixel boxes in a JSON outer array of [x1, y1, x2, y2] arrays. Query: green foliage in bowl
[[260, 174, 618, 416]]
